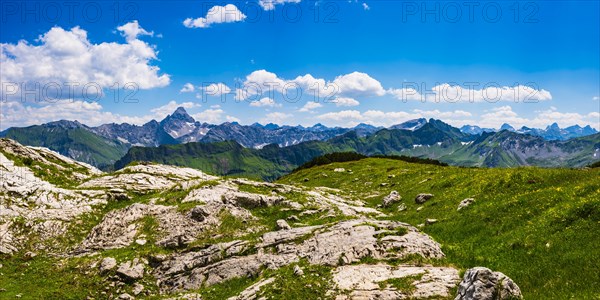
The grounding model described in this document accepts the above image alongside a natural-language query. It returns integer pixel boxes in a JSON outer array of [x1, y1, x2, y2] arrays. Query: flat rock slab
[[332, 264, 460, 300]]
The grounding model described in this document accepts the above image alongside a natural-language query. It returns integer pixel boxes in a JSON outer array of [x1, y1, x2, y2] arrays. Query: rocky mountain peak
[[546, 122, 561, 131], [165, 107, 195, 123], [390, 118, 427, 131], [160, 107, 197, 139], [500, 123, 515, 131], [46, 120, 86, 129]]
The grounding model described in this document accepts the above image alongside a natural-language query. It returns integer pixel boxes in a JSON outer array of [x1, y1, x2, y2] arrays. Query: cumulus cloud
[[226, 115, 241, 123], [362, 3, 370, 10], [388, 84, 552, 103], [237, 70, 385, 102], [237, 70, 300, 100], [192, 108, 239, 124], [387, 87, 422, 101], [259, 0, 301, 11], [299, 101, 323, 112], [250, 97, 282, 108], [183, 4, 246, 28], [317, 110, 364, 126], [413, 109, 472, 118], [332, 72, 386, 97], [316, 106, 599, 129], [150, 100, 200, 118], [116, 20, 154, 41], [333, 97, 360, 107], [0, 22, 170, 100], [317, 109, 477, 128], [192, 109, 224, 123], [180, 83, 195, 93], [478, 106, 599, 129]]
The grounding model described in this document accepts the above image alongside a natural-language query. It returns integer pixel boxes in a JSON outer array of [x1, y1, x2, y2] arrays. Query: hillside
[[1, 137, 530, 299], [278, 157, 600, 299], [114, 140, 341, 181], [0, 121, 130, 170], [442, 131, 600, 167]]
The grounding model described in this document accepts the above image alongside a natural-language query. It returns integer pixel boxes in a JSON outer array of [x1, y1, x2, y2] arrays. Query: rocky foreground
[[0, 138, 522, 299]]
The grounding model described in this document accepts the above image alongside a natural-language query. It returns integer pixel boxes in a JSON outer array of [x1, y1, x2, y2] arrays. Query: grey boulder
[[455, 267, 522, 300]]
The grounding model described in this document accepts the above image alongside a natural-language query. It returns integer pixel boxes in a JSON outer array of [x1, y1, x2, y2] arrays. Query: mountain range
[[1, 107, 598, 172], [114, 118, 600, 180], [461, 122, 598, 140]]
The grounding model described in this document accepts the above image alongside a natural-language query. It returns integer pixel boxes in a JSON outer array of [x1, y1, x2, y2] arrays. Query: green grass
[[168, 261, 334, 300], [258, 262, 334, 300], [277, 158, 600, 299], [198, 275, 259, 300], [378, 273, 424, 293], [0, 253, 107, 299], [2, 128, 130, 170]]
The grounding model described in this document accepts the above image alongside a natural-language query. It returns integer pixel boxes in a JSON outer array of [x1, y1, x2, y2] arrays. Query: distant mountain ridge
[[1, 107, 598, 170], [115, 119, 600, 180], [460, 122, 598, 141]]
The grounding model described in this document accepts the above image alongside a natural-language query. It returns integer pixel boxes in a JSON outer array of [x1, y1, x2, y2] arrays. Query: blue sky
[[1, 0, 599, 129]]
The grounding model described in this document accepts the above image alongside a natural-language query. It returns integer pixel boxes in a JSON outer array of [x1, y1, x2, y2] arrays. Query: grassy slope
[[277, 158, 600, 299], [115, 140, 341, 181], [3, 127, 129, 169]]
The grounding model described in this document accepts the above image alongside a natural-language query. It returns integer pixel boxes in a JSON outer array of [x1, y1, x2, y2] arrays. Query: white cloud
[[150, 100, 200, 118], [317, 109, 476, 128], [332, 72, 386, 97], [261, 112, 292, 124], [192, 109, 224, 123], [0, 23, 170, 99], [183, 4, 246, 28], [259, 0, 301, 11], [387, 88, 422, 101], [226, 115, 241, 123], [299, 102, 323, 112], [180, 83, 195, 93], [388, 84, 552, 103], [189, 106, 239, 124], [291, 74, 329, 97], [317, 110, 364, 127], [116, 20, 153, 41], [238, 70, 385, 101], [479, 106, 599, 129], [333, 97, 360, 107], [250, 97, 282, 108], [413, 109, 472, 118], [593, 96, 599, 101], [362, 3, 370, 10], [246, 69, 287, 89]]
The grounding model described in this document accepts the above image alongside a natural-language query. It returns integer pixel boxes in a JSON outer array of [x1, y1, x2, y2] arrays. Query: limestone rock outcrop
[[455, 267, 523, 300]]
